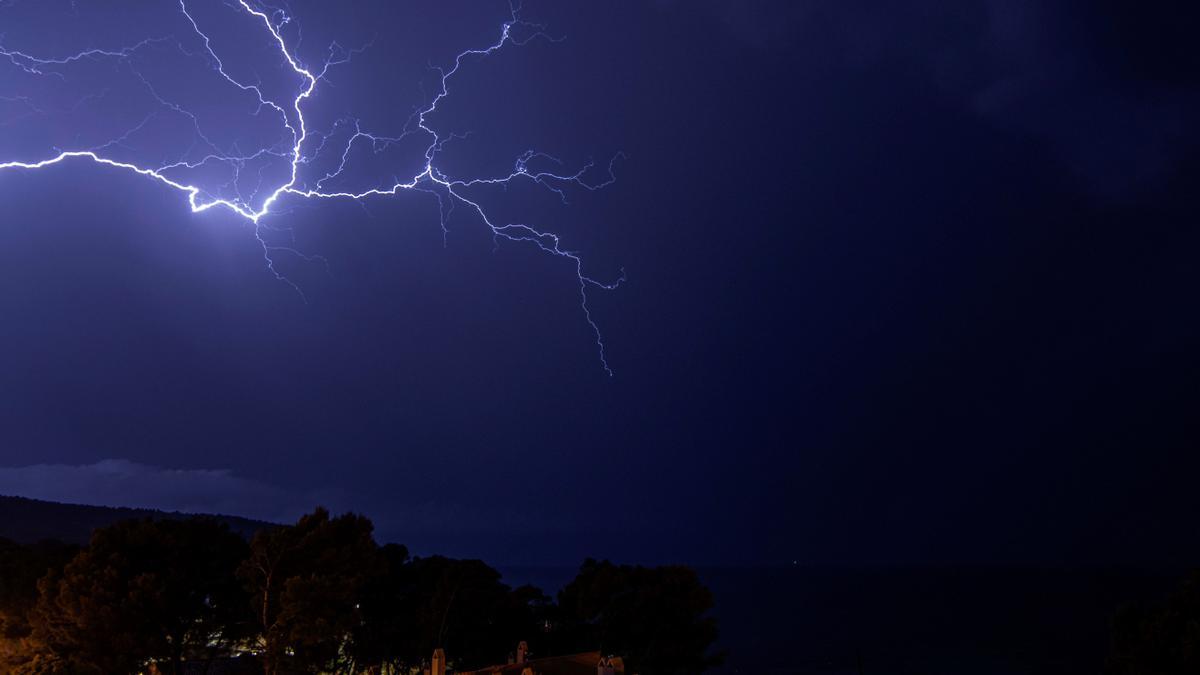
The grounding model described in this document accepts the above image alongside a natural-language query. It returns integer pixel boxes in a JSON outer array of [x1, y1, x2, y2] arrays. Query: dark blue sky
[[0, 0, 1198, 566]]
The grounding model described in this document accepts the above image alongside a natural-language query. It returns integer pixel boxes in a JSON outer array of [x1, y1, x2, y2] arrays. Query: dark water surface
[[500, 566, 1179, 675]]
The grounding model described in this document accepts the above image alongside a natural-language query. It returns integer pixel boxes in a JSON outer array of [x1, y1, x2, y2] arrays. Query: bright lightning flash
[[0, 0, 624, 374]]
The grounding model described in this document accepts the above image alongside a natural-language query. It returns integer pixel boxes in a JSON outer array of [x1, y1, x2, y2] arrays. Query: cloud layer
[[0, 459, 306, 523]]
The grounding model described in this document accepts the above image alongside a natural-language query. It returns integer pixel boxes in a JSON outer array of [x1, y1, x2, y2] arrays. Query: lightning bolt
[[0, 0, 624, 375]]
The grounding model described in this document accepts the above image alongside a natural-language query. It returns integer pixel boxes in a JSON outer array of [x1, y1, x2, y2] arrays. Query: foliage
[[1107, 570, 1200, 675], [19, 519, 250, 675], [556, 558, 723, 675], [0, 512, 722, 674], [353, 546, 548, 672], [0, 538, 77, 672], [239, 507, 382, 675]]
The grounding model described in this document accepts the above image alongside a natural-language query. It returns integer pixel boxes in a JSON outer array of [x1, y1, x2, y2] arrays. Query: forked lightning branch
[[0, 0, 623, 374]]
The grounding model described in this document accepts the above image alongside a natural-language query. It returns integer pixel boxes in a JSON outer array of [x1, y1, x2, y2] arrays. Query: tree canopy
[[0, 511, 721, 675], [0, 538, 77, 671], [556, 559, 723, 675], [16, 518, 249, 675], [1107, 570, 1200, 675]]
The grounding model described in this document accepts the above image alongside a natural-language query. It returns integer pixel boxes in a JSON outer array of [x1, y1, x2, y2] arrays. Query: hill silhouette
[[0, 494, 275, 543]]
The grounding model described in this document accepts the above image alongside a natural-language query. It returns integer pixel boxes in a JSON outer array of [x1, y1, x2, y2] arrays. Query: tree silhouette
[[0, 514, 723, 674], [557, 559, 722, 675], [19, 518, 249, 675], [348, 543, 416, 671], [238, 508, 381, 675], [0, 538, 76, 672], [1107, 570, 1200, 675], [410, 556, 544, 670], [351, 546, 550, 672]]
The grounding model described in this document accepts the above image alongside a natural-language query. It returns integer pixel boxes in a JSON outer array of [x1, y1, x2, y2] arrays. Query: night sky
[[0, 0, 1198, 567]]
